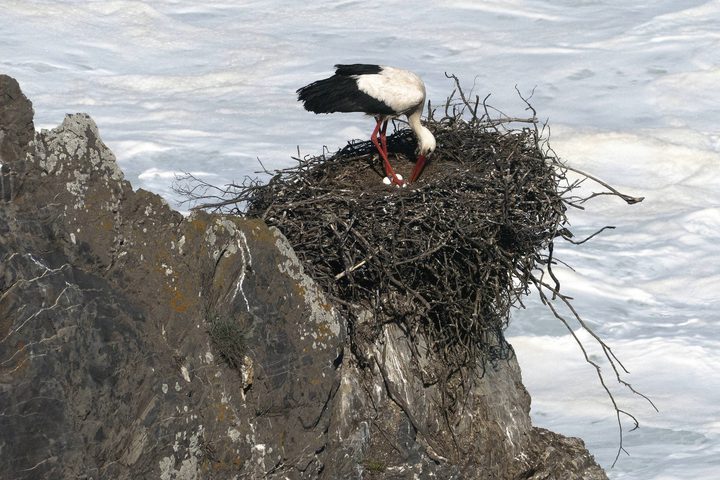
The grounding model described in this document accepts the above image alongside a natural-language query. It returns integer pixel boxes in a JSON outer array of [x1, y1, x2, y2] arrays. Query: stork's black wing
[[296, 65, 394, 116]]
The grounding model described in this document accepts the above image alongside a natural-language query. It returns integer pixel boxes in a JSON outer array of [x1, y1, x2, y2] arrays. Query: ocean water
[[2, 1, 719, 478]]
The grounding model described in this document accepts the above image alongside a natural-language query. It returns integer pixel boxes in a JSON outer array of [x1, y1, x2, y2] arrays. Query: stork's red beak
[[410, 155, 427, 183]]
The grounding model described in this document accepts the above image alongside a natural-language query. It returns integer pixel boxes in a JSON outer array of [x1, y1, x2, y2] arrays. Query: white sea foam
[[510, 333, 720, 479]]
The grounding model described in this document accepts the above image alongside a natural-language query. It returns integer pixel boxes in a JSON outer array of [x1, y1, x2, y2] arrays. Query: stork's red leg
[[370, 118, 384, 162], [379, 119, 389, 159], [371, 118, 403, 186]]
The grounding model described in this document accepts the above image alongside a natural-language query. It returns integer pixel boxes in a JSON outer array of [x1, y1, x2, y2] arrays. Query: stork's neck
[[407, 109, 436, 156]]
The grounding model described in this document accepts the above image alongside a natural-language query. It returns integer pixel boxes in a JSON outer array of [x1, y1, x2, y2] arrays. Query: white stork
[[297, 64, 436, 186]]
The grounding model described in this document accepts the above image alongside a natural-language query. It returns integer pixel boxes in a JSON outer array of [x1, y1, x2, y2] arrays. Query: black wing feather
[[333, 64, 383, 76], [296, 68, 394, 115]]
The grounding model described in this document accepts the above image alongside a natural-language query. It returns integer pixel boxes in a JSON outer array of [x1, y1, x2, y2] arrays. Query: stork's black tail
[[296, 65, 394, 116]]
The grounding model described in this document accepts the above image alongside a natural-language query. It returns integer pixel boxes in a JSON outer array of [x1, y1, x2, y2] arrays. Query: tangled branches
[[189, 95, 562, 368], [179, 74, 652, 466]]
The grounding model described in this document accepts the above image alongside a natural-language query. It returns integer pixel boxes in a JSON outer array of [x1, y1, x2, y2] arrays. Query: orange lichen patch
[[216, 401, 230, 422], [99, 218, 113, 231], [239, 217, 267, 232], [180, 216, 220, 261], [314, 321, 334, 341], [161, 271, 198, 314], [189, 217, 208, 234], [244, 219, 277, 245], [148, 256, 198, 313], [169, 288, 192, 313], [206, 455, 245, 472]]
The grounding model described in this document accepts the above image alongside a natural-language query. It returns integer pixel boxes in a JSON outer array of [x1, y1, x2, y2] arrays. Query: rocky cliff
[[0, 75, 607, 479]]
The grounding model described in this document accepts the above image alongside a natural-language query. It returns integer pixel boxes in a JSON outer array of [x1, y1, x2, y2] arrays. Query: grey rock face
[[0, 76, 606, 479], [0, 75, 34, 166], [0, 74, 34, 202]]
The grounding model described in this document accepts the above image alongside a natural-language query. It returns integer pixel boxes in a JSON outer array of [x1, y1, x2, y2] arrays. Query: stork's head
[[417, 124, 436, 156], [410, 125, 436, 182]]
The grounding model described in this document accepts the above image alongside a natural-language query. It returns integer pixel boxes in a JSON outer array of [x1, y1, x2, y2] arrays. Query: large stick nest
[[190, 82, 575, 370]]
